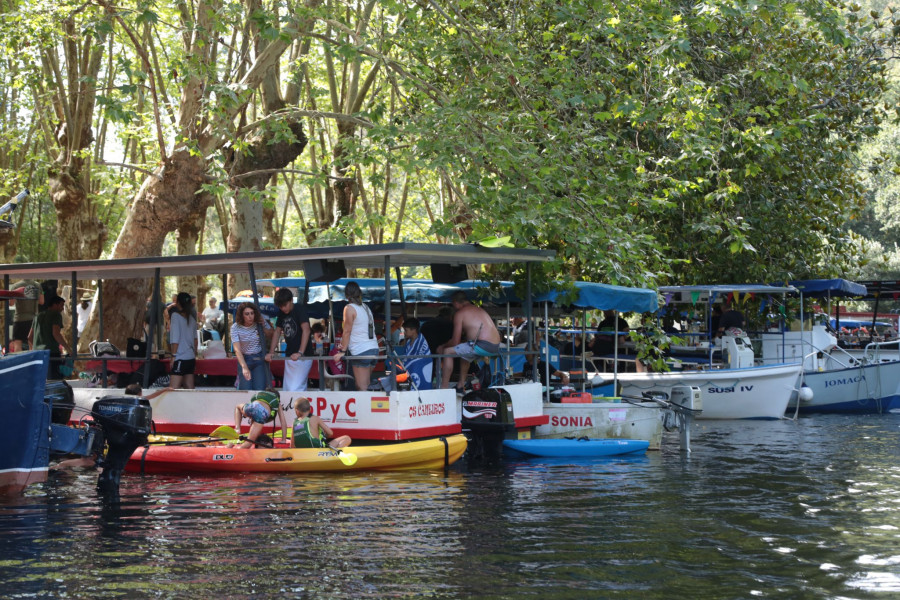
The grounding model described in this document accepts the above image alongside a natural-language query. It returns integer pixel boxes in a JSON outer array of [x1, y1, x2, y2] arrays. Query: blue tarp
[[258, 277, 658, 314], [788, 279, 867, 298], [531, 281, 658, 313]]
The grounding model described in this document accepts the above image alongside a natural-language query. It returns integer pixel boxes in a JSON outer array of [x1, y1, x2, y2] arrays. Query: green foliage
[[368, 0, 900, 287]]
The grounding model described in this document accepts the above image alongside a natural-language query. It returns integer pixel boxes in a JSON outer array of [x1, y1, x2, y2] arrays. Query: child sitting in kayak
[[234, 388, 288, 449], [292, 398, 351, 449]]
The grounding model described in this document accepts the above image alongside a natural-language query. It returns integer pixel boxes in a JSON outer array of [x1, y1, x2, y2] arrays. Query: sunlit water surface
[[2, 414, 900, 599]]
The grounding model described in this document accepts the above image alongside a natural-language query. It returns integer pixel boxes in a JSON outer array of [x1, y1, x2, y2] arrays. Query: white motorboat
[[767, 279, 900, 414], [601, 362, 802, 420]]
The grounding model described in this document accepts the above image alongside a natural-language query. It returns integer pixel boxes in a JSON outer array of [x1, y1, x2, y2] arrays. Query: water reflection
[[2, 415, 900, 598]]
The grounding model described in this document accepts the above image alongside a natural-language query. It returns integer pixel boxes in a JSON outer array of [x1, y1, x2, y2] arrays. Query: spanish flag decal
[[371, 396, 390, 413]]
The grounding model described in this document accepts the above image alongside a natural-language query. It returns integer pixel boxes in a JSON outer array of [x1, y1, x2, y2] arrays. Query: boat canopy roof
[[531, 281, 658, 313], [258, 277, 658, 314], [855, 280, 900, 301], [659, 284, 797, 296], [787, 279, 866, 298], [0, 243, 555, 281]]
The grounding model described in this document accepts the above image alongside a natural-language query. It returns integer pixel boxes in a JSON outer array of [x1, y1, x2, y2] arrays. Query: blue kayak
[[502, 438, 649, 458]]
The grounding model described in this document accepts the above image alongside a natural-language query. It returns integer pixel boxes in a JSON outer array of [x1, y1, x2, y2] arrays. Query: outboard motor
[[44, 379, 75, 425], [46, 379, 105, 459], [92, 396, 152, 491], [461, 388, 512, 461]]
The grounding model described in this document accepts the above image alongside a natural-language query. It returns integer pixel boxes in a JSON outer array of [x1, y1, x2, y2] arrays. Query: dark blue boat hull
[[0, 351, 49, 494]]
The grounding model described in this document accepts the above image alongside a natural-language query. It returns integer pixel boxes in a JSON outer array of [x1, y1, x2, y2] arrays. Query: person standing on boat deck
[[717, 299, 745, 337], [334, 281, 379, 391], [589, 310, 628, 356], [439, 291, 502, 391], [169, 292, 198, 389], [9, 278, 42, 352], [28, 295, 70, 380], [76, 294, 91, 336], [292, 398, 351, 449], [266, 288, 313, 392], [231, 302, 273, 390]]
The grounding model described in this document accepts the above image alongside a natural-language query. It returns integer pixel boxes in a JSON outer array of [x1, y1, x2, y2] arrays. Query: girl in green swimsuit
[[292, 399, 352, 449]]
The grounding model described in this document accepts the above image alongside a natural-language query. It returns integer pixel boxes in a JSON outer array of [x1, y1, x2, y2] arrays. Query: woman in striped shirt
[[231, 302, 273, 390]]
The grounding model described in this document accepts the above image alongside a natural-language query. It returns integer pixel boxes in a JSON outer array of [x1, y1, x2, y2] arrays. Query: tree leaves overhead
[[0, 0, 897, 292], [368, 0, 900, 286]]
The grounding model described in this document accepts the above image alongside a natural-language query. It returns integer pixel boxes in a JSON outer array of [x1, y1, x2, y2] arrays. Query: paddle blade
[[210, 425, 240, 440], [337, 449, 357, 466]]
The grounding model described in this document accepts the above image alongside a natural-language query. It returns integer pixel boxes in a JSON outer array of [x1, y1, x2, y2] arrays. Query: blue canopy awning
[[530, 281, 658, 313], [788, 279, 867, 298], [256, 277, 658, 314]]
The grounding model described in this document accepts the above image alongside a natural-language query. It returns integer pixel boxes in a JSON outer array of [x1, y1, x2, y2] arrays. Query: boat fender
[[799, 386, 814, 403]]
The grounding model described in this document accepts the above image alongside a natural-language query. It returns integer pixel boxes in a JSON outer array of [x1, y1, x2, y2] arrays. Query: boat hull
[[609, 363, 802, 420], [538, 402, 665, 449], [791, 362, 900, 414], [0, 352, 50, 495], [503, 438, 649, 457], [125, 434, 468, 473]]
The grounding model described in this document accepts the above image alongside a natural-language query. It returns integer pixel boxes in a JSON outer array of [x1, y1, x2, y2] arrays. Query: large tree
[[82, 0, 311, 347]]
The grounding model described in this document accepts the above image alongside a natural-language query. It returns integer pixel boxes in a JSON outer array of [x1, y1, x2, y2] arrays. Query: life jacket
[[292, 416, 325, 448], [253, 390, 280, 419]]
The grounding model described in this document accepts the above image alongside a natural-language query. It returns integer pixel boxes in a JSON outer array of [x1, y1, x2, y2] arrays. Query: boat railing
[[861, 339, 900, 364]]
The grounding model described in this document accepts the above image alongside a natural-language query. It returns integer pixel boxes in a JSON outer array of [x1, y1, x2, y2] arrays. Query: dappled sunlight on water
[[2, 415, 900, 598]]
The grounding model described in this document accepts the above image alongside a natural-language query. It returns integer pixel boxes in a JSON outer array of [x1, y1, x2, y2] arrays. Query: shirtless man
[[439, 291, 502, 390]]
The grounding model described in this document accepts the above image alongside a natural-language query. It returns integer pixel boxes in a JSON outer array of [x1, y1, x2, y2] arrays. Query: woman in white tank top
[[337, 282, 379, 390]]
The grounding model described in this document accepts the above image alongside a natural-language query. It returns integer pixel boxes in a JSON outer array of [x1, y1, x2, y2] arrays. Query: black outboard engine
[[92, 396, 152, 491], [44, 379, 75, 425], [460, 388, 512, 461]]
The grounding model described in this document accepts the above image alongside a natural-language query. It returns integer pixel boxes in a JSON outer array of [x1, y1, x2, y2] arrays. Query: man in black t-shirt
[[717, 300, 746, 337], [266, 288, 312, 391]]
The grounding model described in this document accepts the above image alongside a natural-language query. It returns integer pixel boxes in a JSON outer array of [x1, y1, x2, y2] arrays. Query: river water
[[2, 414, 900, 599]]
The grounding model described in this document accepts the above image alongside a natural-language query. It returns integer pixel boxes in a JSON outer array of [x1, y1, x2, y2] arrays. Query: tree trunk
[[49, 159, 108, 260], [79, 149, 210, 350], [328, 121, 358, 227], [224, 119, 308, 292]]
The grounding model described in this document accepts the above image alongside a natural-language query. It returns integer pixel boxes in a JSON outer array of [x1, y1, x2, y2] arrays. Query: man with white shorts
[[266, 287, 313, 391]]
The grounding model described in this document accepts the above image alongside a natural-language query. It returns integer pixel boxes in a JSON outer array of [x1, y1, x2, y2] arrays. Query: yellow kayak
[[126, 434, 467, 473]]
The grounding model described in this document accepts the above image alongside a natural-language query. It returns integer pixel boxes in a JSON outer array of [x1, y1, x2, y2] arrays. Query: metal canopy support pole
[[526, 264, 534, 383], [581, 311, 587, 394], [248, 262, 273, 389], [70, 271, 77, 363], [99, 279, 107, 387], [145, 268, 161, 390], [544, 301, 551, 404], [98, 280, 104, 341], [221, 274, 228, 350], [613, 310, 619, 390], [385, 256, 395, 392], [3, 274, 9, 352], [871, 282, 882, 344], [324, 283, 334, 391]]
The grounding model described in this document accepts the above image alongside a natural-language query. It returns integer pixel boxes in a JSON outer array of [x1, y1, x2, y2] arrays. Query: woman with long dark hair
[[169, 291, 198, 389], [231, 301, 273, 390], [336, 282, 379, 391]]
